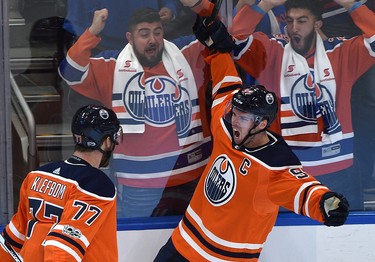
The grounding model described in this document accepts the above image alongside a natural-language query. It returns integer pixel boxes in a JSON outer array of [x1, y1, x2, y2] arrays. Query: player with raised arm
[[155, 16, 349, 261], [0, 105, 122, 261]]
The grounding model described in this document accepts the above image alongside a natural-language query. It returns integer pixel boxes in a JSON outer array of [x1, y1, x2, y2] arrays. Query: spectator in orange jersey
[[0, 105, 121, 262], [154, 16, 349, 262]]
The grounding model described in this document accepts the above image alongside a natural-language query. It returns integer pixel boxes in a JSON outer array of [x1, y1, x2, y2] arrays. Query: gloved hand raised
[[192, 15, 236, 53], [193, 15, 212, 48], [320, 191, 349, 227]]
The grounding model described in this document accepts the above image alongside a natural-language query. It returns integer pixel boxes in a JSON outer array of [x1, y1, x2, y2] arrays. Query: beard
[[291, 30, 316, 56], [99, 143, 116, 168], [99, 150, 112, 168], [133, 44, 163, 68]]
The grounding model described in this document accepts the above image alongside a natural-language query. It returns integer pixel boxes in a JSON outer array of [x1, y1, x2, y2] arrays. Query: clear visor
[[223, 101, 256, 128], [112, 127, 123, 145]]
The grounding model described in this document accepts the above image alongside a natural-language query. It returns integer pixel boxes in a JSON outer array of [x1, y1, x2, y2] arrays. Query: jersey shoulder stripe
[[223, 121, 301, 168], [37, 156, 116, 198], [254, 131, 302, 167]]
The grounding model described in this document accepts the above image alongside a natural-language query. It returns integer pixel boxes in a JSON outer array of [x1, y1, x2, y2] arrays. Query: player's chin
[[232, 133, 243, 144]]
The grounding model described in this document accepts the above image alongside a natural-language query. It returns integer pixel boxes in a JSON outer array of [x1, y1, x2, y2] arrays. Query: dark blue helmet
[[232, 85, 278, 127], [71, 105, 121, 149]]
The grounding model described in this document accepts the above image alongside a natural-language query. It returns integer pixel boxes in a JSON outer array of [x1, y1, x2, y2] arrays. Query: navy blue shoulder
[[324, 37, 346, 51], [37, 157, 115, 198], [93, 49, 121, 60], [224, 119, 302, 168], [171, 35, 196, 49], [250, 131, 301, 167]]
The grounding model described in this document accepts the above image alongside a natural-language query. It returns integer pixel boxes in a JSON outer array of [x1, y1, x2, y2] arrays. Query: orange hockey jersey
[[1, 156, 118, 262], [170, 53, 331, 261]]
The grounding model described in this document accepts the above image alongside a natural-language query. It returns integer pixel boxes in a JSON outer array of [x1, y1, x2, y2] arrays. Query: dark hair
[[128, 7, 161, 32], [285, 0, 323, 20]]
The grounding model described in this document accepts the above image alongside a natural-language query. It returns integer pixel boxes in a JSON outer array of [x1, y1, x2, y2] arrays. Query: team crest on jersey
[[290, 73, 339, 129], [123, 72, 192, 134], [204, 154, 236, 206], [99, 109, 109, 119]]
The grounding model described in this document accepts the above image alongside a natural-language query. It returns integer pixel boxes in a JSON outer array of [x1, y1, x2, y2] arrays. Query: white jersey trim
[[186, 206, 264, 250], [44, 240, 81, 262]]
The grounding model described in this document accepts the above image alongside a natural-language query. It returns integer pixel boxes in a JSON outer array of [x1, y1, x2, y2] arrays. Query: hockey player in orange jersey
[[154, 16, 350, 261], [0, 105, 122, 261]]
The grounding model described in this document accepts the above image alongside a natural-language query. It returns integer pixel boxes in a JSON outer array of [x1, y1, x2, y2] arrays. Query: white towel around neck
[[112, 39, 203, 146], [279, 32, 343, 144]]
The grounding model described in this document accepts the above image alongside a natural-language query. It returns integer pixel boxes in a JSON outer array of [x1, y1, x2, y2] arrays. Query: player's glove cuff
[[320, 191, 349, 227], [193, 15, 212, 48], [203, 16, 236, 53], [192, 15, 235, 53]]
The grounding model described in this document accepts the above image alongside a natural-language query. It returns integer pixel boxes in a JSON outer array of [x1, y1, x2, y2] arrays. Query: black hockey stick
[[0, 234, 23, 262], [203, 0, 225, 46], [211, 0, 224, 18]]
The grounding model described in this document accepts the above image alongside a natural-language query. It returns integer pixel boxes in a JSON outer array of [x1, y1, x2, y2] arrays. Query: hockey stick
[[0, 234, 23, 262], [204, 0, 225, 46], [211, 0, 224, 18]]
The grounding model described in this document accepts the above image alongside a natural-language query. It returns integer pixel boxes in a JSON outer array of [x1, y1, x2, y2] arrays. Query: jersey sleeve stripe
[[58, 56, 89, 84], [9, 221, 25, 241], [212, 95, 228, 108], [178, 222, 229, 262], [233, 36, 253, 60], [212, 77, 242, 95], [182, 216, 261, 259], [186, 206, 264, 249], [299, 183, 319, 216], [293, 181, 321, 213], [47, 232, 86, 256], [44, 240, 82, 262], [364, 36, 375, 56], [304, 185, 329, 218], [3, 230, 23, 250]]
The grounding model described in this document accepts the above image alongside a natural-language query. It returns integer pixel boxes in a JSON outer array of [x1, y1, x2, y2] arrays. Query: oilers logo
[[290, 73, 340, 132], [123, 72, 192, 135], [204, 155, 236, 206]]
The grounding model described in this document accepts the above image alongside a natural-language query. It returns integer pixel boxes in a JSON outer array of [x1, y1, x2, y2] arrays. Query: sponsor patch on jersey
[[322, 144, 341, 157], [62, 225, 82, 239], [187, 149, 203, 164], [204, 154, 236, 206]]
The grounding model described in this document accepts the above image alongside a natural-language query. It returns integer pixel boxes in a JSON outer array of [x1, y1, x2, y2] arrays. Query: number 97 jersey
[[2, 156, 118, 262]]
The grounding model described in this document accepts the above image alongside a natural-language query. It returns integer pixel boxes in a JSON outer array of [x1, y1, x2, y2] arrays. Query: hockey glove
[[320, 191, 349, 227], [193, 15, 212, 48], [193, 15, 236, 53]]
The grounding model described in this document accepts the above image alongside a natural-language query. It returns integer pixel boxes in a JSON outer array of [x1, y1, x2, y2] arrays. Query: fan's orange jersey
[[170, 53, 331, 261], [1, 156, 118, 262]]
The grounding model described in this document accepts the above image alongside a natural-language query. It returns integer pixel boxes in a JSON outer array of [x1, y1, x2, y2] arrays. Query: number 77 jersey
[[2, 156, 118, 262]]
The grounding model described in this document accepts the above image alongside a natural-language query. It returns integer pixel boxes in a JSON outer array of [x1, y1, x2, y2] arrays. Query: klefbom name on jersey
[[30, 176, 67, 200]]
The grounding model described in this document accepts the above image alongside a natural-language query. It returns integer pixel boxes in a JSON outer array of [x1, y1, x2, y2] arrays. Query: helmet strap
[[235, 123, 267, 149], [98, 142, 116, 168]]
